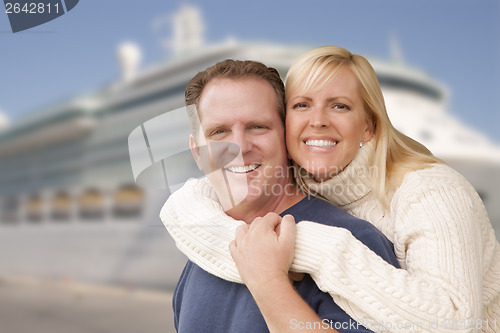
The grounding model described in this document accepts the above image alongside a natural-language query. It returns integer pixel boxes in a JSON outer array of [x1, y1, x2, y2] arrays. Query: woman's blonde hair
[[286, 46, 442, 206]]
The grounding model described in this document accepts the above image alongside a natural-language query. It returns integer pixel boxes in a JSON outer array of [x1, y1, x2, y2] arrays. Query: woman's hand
[[230, 214, 338, 332], [229, 213, 297, 290]]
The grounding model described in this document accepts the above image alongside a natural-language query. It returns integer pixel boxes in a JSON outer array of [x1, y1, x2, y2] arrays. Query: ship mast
[[171, 5, 205, 55]]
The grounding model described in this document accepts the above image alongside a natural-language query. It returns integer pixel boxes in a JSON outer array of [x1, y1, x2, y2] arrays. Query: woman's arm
[[160, 177, 243, 282], [160, 176, 488, 333], [290, 177, 486, 332]]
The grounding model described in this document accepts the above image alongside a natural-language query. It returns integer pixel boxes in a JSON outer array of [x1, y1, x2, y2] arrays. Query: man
[[165, 59, 398, 332]]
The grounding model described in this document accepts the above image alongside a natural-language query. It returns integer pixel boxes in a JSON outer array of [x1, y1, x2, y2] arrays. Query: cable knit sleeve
[[160, 173, 491, 332], [160, 177, 244, 283], [291, 168, 486, 332]]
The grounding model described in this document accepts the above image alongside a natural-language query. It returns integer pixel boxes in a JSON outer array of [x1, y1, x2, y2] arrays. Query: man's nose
[[232, 130, 253, 155]]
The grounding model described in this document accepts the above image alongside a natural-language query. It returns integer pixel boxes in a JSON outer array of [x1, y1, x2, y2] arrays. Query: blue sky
[[1, 0, 499, 141]]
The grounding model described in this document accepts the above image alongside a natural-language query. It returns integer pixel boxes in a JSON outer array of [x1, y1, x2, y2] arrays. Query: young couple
[[161, 46, 500, 332]]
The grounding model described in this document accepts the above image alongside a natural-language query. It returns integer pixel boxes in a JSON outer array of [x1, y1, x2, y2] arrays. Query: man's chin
[[213, 182, 251, 212]]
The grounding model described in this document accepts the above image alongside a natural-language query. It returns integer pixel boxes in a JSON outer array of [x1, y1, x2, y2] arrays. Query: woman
[[161, 46, 500, 331]]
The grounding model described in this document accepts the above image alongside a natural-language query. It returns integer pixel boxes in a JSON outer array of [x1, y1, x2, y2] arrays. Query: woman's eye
[[333, 104, 350, 111], [292, 102, 308, 109]]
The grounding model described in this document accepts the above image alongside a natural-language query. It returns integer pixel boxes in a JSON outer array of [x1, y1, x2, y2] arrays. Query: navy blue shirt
[[173, 196, 399, 332]]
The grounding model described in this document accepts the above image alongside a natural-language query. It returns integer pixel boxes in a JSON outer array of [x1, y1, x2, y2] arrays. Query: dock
[[0, 275, 176, 333]]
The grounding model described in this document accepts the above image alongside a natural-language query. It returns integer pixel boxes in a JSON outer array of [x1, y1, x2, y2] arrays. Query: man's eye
[[209, 129, 227, 137], [249, 125, 269, 133]]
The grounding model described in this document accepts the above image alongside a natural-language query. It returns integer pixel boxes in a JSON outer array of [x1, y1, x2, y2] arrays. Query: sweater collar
[[300, 139, 375, 207]]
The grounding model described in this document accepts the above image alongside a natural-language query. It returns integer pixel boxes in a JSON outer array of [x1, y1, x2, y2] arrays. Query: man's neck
[[272, 184, 306, 216]]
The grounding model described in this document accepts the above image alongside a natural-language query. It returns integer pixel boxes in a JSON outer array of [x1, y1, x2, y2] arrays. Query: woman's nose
[[309, 108, 329, 128]]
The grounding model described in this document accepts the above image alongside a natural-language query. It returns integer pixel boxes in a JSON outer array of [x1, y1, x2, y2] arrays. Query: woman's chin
[[309, 168, 341, 182]]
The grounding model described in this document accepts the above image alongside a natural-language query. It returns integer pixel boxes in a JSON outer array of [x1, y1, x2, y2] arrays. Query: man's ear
[[189, 135, 203, 171]]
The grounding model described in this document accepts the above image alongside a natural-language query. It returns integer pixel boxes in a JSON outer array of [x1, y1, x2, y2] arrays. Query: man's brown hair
[[185, 59, 285, 137]]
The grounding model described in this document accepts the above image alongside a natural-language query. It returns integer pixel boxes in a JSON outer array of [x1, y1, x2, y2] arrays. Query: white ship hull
[[0, 41, 498, 291]]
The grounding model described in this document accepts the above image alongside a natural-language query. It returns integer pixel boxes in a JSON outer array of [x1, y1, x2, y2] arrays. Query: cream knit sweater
[[160, 141, 500, 333]]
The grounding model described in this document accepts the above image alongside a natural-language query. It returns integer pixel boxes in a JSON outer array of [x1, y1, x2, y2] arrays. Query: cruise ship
[[1, 6, 499, 290]]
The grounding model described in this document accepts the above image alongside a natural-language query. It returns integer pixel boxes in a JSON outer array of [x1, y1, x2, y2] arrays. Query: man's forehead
[[197, 78, 279, 123]]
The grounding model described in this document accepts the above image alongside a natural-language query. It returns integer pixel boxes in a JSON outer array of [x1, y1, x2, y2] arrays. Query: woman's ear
[[363, 116, 375, 142]]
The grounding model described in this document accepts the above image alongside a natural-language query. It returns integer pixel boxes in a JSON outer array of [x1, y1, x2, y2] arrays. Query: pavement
[[0, 275, 176, 333]]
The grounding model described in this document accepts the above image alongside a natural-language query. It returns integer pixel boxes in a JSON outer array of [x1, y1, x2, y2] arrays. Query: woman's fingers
[[250, 212, 282, 233], [229, 239, 236, 258], [230, 223, 249, 258], [229, 213, 298, 289], [279, 214, 296, 243], [234, 223, 249, 241]]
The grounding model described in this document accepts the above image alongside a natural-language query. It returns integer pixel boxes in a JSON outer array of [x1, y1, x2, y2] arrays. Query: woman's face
[[285, 68, 374, 181]]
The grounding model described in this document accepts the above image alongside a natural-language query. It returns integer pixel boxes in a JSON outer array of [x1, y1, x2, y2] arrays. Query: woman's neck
[[300, 140, 375, 207]]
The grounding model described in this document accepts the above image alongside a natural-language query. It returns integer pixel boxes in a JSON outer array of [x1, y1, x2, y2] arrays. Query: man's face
[[190, 77, 289, 218]]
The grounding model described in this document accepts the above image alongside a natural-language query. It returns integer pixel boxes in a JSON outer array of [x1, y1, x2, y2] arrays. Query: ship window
[[113, 185, 144, 219], [1, 196, 20, 224], [377, 75, 442, 101], [26, 194, 43, 222], [79, 189, 105, 220], [51, 191, 72, 221]]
